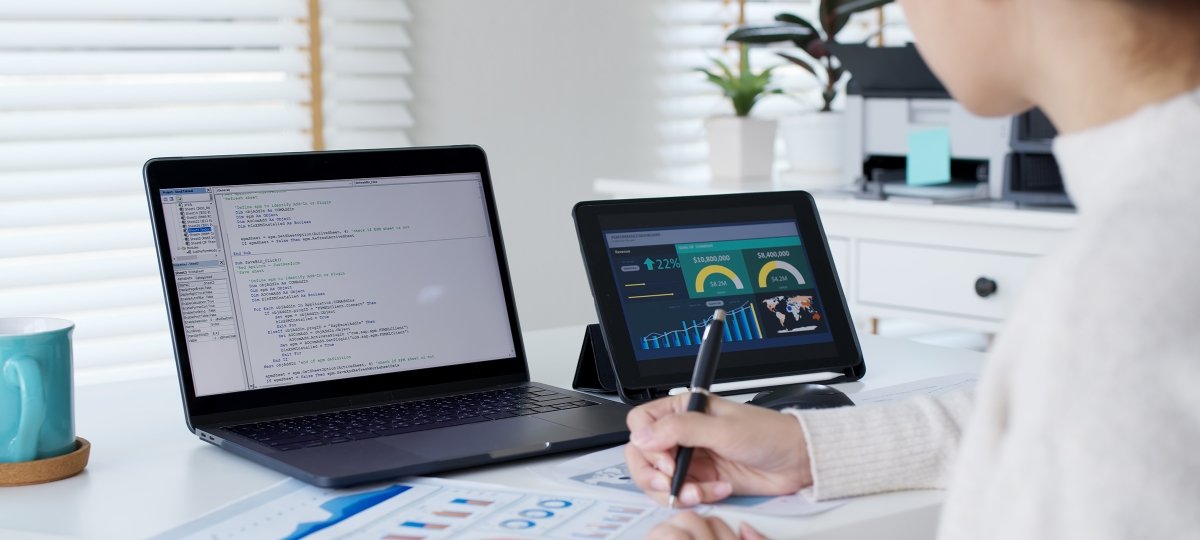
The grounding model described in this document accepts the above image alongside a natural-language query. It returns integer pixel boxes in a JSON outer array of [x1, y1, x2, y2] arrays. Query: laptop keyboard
[[226, 385, 598, 452]]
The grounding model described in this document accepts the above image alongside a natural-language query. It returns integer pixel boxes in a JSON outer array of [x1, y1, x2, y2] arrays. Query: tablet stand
[[572, 324, 867, 405], [571, 324, 658, 404]]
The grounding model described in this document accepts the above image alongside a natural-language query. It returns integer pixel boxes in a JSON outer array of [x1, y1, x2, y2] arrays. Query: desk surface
[[0, 326, 982, 540]]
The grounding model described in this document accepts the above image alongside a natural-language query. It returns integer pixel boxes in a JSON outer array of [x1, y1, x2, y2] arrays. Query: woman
[[626, 0, 1200, 537]]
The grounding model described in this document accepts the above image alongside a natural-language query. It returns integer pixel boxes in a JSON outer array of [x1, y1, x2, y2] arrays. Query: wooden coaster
[[0, 437, 90, 487]]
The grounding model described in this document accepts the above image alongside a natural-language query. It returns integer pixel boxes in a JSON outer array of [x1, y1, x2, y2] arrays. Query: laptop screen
[[157, 173, 517, 397]]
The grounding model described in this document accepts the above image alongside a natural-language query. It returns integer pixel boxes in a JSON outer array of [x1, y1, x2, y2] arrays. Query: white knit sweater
[[796, 88, 1200, 539]]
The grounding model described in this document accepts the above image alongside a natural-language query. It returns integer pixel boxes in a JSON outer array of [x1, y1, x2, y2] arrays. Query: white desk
[[0, 326, 982, 540]]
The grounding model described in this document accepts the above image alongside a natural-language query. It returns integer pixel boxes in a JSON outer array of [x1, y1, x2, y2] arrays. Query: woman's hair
[[1121, 0, 1200, 27], [1115, 0, 1200, 83], [1120, 0, 1200, 10]]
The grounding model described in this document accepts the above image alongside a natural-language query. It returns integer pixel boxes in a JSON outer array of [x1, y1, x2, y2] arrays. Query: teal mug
[[0, 317, 75, 463]]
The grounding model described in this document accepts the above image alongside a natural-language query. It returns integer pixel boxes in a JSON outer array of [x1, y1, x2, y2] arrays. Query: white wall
[[408, 0, 661, 331]]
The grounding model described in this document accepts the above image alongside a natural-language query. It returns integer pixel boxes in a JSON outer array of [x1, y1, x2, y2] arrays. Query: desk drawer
[[857, 241, 1036, 321]]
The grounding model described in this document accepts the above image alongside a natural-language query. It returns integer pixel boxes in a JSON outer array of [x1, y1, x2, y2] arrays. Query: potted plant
[[728, 0, 893, 187], [698, 43, 782, 183]]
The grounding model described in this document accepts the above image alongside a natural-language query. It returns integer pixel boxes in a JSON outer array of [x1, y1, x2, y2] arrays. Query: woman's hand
[[625, 393, 812, 507], [648, 511, 766, 540]]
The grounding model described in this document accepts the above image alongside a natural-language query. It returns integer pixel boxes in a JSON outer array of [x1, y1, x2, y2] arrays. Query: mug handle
[[3, 356, 46, 462]]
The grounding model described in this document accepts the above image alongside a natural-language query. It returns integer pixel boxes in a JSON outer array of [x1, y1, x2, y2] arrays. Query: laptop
[[143, 146, 630, 488]]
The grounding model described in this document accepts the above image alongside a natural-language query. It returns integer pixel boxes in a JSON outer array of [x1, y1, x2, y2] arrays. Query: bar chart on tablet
[[639, 301, 762, 349]]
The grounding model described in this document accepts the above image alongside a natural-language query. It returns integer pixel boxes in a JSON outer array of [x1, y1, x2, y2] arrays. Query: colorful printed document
[[542, 445, 845, 517], [152, 477, 674, 540]]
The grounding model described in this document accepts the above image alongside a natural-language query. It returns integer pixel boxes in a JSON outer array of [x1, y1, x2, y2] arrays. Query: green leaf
[[738, 44, 752, 81], [753, 68, 773, 86], [710, 56, 736, 81], [696, 43, 780, 117], [696, 68, 734, 94], [732, 92, 756, 117]]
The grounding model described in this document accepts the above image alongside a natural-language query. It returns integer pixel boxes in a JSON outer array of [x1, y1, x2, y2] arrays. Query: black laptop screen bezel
[[144, 146, 529, 419], [573, 192, 863, 391]]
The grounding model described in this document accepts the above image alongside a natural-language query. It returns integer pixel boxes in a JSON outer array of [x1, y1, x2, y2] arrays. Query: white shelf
[[594, 178, 1077, 230], [593, 177, 1078, 333]]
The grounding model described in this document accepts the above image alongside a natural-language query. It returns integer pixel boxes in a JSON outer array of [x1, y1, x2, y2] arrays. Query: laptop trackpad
[[382, 417, 583, 459]]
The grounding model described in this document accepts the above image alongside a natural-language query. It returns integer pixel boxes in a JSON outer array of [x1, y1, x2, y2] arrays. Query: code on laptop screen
[[159, 174, 516, 397]]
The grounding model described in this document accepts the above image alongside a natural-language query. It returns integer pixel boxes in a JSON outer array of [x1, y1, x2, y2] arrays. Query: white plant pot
[[706, 116, 777, 184], [778, 112, 849, 190]]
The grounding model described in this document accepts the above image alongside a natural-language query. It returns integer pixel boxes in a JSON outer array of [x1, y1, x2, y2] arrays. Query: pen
[[667, 308, 726, 509]]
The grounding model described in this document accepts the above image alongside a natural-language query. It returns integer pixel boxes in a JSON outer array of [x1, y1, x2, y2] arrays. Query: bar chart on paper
[[152, 477, 672, 540], [148, 481, 434, 540], [639, 301, 763, 350]]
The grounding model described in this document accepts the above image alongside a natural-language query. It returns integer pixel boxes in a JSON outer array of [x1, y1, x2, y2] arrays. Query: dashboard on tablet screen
[[601, 218, 836, 362]]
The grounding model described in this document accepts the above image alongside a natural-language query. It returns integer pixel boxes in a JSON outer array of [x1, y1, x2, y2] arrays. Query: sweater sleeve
[[783, 390, 974, 501]]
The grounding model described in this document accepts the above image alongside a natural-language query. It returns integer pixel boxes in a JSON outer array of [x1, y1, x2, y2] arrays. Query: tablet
[[573, 192, 863, 393]]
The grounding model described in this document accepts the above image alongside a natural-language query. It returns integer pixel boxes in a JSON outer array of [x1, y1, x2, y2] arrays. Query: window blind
[[320, 0, 414, 150], [654, 0, 909, 180], [0, 0, 413, 380]]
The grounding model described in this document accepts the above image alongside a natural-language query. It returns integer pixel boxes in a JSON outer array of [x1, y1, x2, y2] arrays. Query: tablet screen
[[588, 200, 849, 385], [604, 217, 835, 361], [576, 193, 862, 396]]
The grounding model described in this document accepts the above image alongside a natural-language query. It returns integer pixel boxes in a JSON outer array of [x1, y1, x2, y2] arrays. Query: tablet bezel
[[573, 191, 862, 392]]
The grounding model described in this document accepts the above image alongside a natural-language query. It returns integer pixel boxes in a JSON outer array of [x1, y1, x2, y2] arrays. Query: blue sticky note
[[906, 127, 951, 185]]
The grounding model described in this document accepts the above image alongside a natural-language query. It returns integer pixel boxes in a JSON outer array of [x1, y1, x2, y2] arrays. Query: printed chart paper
[[152, 477, 674, 540], [543, 445, 845, 517]]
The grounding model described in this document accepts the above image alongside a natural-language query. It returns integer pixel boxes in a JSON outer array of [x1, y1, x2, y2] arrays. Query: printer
[[834, 44, 1065, 203], [1003, 107, 1071, 206]]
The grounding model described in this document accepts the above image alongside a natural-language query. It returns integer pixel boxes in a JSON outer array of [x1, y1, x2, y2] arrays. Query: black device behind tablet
[[144, 146, 630, 487], [748, 383, 855, 410], [573, 192, 864, 404]]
